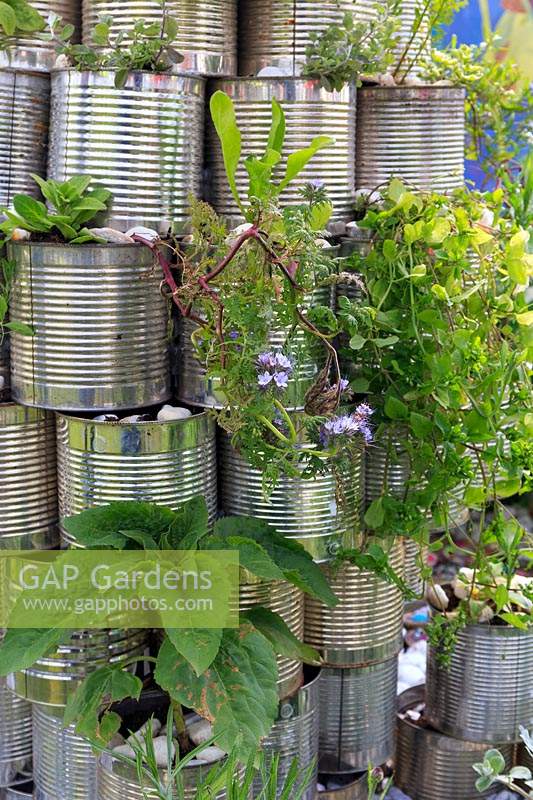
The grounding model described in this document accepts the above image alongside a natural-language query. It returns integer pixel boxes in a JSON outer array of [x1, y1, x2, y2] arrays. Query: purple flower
[[229, 330, 240, 340], [319, 407, 374, 447], [256, 351, 294, 392], [273, 371, 289, 389], [258, 371, 273, 388], [336, 378, 350, 393], [257, 352, 276, 370], [274, 352, 293, 373], [353, 402, 374, 419], [309, 179, 324, 189]]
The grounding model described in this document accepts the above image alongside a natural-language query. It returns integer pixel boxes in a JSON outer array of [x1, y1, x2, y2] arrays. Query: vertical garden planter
[[0, 336, 10, 402], [253, 671, 320, 800], [0, 679, 32, 788], [8, 243, 170, 411], [426, 624, 533, 742], [219, 432, 364, 562], [33, 705, 98, 800], [207, 78, 356, 223], [177, 286, 331, 409], [396, 686, 514, 800], [56, 411, 217, 545], [9, 629, 148, 706], [403, 538, 427, 596], [303, 540, 404, 666], [48, 70, 205, 233], [0, 69, 49, 210], [318, 658, 397, 773], [0, 1, 80, 72], [320, 775, 367, 800], [0, 402, 57, 549], [355, 86, 466, 193], [81, 0, 237, 76]]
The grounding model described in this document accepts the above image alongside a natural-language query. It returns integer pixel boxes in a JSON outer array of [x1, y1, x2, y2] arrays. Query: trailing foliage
[[0, 0, 45, 42], [473, 728, 533, 798]]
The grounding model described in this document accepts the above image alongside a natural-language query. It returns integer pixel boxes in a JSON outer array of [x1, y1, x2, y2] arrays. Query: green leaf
[[410, 264, 427, 278], [309, 200, 333, 232], [425, 218, 451, 245], [266, 98, 285, 155], [62, 501, 177, 549], [164, 495, 209, 550], [486, 749, 506, 773], [92, 21, 110, 46], [351, 377, 369, 393], [205, 534, 285, 582], [12, 195, 52, 231], [210, 91, 243, 212], [59, 175, 94, 201], [382, 239, 397, 262], [349, 333, 366, 350], [463, 486, 487, 509], [164, 628, 222, 677], [30, 175, 62, 209], [5, 320, 34, 336], [508, 258, 527, 285], [516, 311, 533, 326], [243, 607, 321, 665], [0, 628, 65, 676], [4, 0, 45, 31], [431, 284, 448, 301], [278, 136, 334, 192], [155, 626, 279, 761], [0, 3, 17, 35], [509, 766, 532, 780], [410, 412, 433, 439], [364, 497, 385, 529], [500, 611, 530, 630], [374, 335, 399, 347], [494, 479, 521, 499], [384, 396, 408, 420]]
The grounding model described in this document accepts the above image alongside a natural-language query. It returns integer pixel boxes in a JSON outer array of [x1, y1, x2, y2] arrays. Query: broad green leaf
[[60, 175, 94, 201], [12, 195, 52, 231], [204, 534, 285, 582], [463, 486, 487, 508], [351, 377, 369, 393], [309, 200, 333, 231], [425, 218, 450, 245], [164, 628, 222, 677], [431, 284, 448, 301], [516, 311, 533, 326], [0, 627, 65, 676], [5, 320, 34, 336], [349, 333, 366, 350], [62, 501, 177, 549], [165, 495, 209, 550], [92, 21, 110, 45], [410, 264, 427, 278], [0, 3, 17, 35], [155, 626, 279, 761], [278, 136, 334, 192], [374, 335, 399, 347], [30, 174, 63, 209], [266, 98, 285, 155], [384, 396, 408, 420], [243, 607, 321, 665], [494, 479, 521, 498], [382, 239, 397, 262], [508, 258, 528, 285], [5, 0, 45, 31], [500, 612, 530, 630], [486, 749, 506, 773], [210, 91, 243, 212], [364, 497, 385, 529], [410, 412, 433, 439]]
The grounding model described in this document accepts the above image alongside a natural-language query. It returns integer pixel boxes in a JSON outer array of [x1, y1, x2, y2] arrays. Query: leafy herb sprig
[[0, 0, 45, 44]]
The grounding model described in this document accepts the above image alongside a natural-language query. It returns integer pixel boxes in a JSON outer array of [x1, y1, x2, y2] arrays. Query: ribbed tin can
[[355, 86, 466, 194], [1, 782, 34, 800], [0, 402, 58, 549], [403, 538, 428, 597], [81, 0, 236, 76], [426, 625, 533, 743], [318, 658, 398, 773], [396, 686, 514, 800], [0, 679, 32, 788], [9, 629, 147, 707], [0, 336, 10, 402], [319, 774, 367, 800], [0, 1, 80, 72], [219, 433, 364, 562], [97, 751, 243, 799], [393, 0, 430, 79], [253, 671, 320, 800], [0, 69, 49, 211], [517, 742, 533, 772], [57, 411, 217, 546], [238, 0, 376, 75], [8, 242, 170, 411], [303, 540, 404, 666], [177, 286, 331, 410], [33, 704, 97, 800], [239, 577, 304, 698], [206, 79, 356, 223], [48, 69, 205, 233]]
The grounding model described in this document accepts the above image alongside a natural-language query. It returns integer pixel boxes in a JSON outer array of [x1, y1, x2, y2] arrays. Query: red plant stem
[[203, 225, 259, 283]]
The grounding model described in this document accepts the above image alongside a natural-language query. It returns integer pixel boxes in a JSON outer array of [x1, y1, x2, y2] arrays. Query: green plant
[[0, 258, 33, 340], [473, 727, 533, 798], [367, 765, 394, 800], [0, 0, 45, 43], [0, 175, 112, 243], [48, 0, 183, 88], [0, 496, 336, 761]]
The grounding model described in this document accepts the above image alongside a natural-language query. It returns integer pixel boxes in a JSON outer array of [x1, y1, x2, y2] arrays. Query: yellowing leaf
[[516, 311, 533, 326]]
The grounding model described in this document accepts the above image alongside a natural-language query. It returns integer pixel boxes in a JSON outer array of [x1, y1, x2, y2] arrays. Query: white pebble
[[257, 65, 293, 77], [113, 743, 136, 759], [93, 414, 119, 421], [157, 404, 192, 422], [126, 226, 159, 243], [398, 663, 425, 687], [120, 414, 152, 423], [195, 745, 226, 764], [187, 718, 213, 746], [88, 228, 135, 244], [152, 736, 175, 767], [11, 228, 31, 241], [127, 718, 162, 745]]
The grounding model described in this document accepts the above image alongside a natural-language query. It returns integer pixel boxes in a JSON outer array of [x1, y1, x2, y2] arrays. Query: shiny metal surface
[[253, 671, 320, 800], [319, 774, 367, 800], [426, 625, 533, 743], [33, 704, 97, 800], [0, 70, 49, 211], [403, 537, 427, 596], [57, 411, 217, 545], [9, 629, 147, 707], [356, 86, 466, 193], [304, 540, 404, 665], [8, 242, 170, 410], [0, 1, 80, 72], [219, 432, 364, 562], [0, 402, 58, 549], [0, 337, 10, 402], [318, 658, 398, 773], [396, 686, 514, 800], [48, 69, 205, 233], [207, 79, 356, 222], [1, 783, 34, 800], [82, 0, 236, 76], [239, 578, 304, 699], [517, 742, 533, 772], [0, 679, 32, 789], [394, 0, 430, 79], [177, 286, 332, 410]]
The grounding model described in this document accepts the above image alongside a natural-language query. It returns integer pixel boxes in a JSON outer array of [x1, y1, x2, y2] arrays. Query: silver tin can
[[48, 69, 205, 233], [8, 242, 170, 411], [304, 540, 404, 666], [426, 625, 533, 743], [319, 774, 367, 800], [318, 658, 398, 773], [9, 629, 147, 707], [206, 78, 356, 223], [219, 433, 364, 562], [239, 577, 304, 699], [253, 671, 320, 800], [403, 537, 427, 597], [0, 336, 10, 402], [355, 86, 466, 194], [0, 69, 49, 211], [0, 679, 32, 788], [0, 402, 58, 549], [1, 782, 34, 800], [0, 1, 80, 72], [81, 0, 236, 77], [33, 704, 97, 800], [57, 411, 217, 546], [396, 686, 514, 800]]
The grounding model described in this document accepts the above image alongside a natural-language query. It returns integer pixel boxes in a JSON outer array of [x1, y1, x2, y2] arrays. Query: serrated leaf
[[0, 627, 65, 676], [243, 607, 321, 665], [164, 628, 222, 677]]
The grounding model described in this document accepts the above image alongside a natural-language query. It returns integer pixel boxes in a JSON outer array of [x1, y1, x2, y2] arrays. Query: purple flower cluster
[[320, 403, 374, 447], [257, 351, 294, 391]]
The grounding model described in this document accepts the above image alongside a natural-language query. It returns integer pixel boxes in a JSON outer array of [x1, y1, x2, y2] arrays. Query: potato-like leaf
[[243, 607, 321, 665], [0, 627, 65, 676], [163, 628, 222, 676], [62, 501, 176, 549]]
